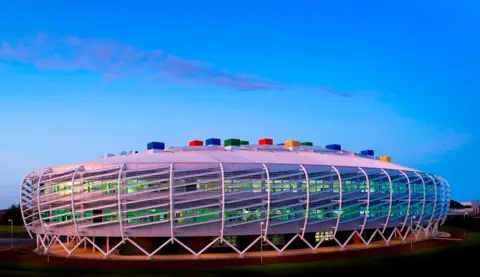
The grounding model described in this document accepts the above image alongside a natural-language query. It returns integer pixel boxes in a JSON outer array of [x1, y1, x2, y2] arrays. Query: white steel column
[[117, 164, 126, 240], [399, 170, 411, 232], [261, 163, 271, 239], [169, 162, 175, 242], [36, 168, 52, 235], [381, 169, 393, 233], [414, 172, 426, 229], [439, 177, 450, 225], [19, 172, 34, 239], [434, 175, 445, 227], [426, 174, 438, 232], [332, 166, 342, 237], [219, 163, 225, 241], [70, 165, 84, 238], [299, 165, 309, 238], [358, 167, 370, 235]]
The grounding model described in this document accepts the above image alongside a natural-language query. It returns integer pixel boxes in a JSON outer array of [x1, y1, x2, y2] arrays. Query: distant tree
[[0, 204, 23, 226], [450, 200, 465, 209]]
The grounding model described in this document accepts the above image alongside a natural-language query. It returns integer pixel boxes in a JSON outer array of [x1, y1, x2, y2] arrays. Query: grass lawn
[[438, 225, 468, 234], [0, 225, 28, 234], [1, 234, 479, 276]]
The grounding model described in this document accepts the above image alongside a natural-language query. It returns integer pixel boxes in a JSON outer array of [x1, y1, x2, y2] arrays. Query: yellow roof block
[[285, 140, 300, 148], [379, 156, 392, 163]]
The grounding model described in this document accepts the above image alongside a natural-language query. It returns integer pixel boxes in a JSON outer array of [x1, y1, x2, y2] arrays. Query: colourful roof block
[[360, 149, 374, 156], [205, 138, 221, 146], [259, 138, 273, 146], [147, 142, 165, 150], [326, 144, 341, 151], [379, 156, 392, 163], [285, 140, 300, 148], [225, 138, 241, 147], [189, 140, 203, 147], [300, 142, 313, 146]]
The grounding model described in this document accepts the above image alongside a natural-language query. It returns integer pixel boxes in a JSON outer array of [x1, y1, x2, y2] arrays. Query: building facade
[[20, 139, 451, 258]]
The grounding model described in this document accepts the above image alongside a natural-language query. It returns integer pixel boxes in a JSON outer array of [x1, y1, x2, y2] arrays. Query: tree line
[[0, 204, 22, 226]]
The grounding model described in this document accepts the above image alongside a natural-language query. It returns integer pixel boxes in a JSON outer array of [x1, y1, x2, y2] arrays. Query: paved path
[[0, 238, 35, 249]]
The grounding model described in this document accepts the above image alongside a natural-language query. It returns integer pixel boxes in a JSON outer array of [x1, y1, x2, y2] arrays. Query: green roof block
[[225, 138, 241, 147], [300, 142, 313, 146], [241, 140, 249, 145]]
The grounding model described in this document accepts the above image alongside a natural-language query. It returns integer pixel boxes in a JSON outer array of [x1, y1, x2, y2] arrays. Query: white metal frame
[[358, 167, 370, 235], [414, 172, 426, 230], [169, 162, 175, 242], [399, 170, 411, 232], [26, 161, 446, 260], [331, 166, 342, 237], [117, 164, 126, 240], [71, 165, 84, 238], [381, 169, 393, 233], [219, 162, 226, 241], [20, 172, 36, 239], [36, 168, 53, 235], [261, 163, 271, 239], [299, 165, 309, 238]]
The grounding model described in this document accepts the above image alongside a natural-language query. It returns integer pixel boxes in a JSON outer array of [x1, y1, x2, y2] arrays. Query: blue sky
[[0, 0, 478, 208]]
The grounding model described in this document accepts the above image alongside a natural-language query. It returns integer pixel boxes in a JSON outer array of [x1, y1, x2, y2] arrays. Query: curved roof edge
[[54, 148, 420, 172]]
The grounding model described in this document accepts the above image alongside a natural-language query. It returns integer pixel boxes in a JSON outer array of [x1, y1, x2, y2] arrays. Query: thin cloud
[[320, 87, 355, 98], [0, 33, 347, 94], [0, 33, 285, 91]]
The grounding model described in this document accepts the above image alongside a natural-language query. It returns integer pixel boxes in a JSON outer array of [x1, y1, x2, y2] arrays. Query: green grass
[[0, 225, 27, 234], [438, 225, 468, 233]]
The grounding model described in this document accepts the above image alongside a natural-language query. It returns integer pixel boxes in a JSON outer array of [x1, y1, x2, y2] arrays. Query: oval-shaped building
[[20, 139, 450, 258]]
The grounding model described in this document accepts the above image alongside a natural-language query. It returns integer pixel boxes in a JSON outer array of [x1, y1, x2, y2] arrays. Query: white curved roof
[[70, 147, 419, 172]]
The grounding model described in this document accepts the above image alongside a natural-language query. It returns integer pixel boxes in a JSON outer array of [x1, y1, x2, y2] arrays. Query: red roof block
[[189, 140, 203, 147], [259, 138, 273, 146]]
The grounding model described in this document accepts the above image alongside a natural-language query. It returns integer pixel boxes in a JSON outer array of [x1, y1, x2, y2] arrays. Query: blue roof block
[[326, 144, 341, 151], [360, 149, 375, 156], [147, 141, 165, 150], [205, 138, 221, 146]]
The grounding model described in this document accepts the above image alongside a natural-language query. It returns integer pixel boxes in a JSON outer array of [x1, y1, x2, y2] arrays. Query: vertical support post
[[331, 166, 342, 238], [439, 177, 450, 225], [71, 166, 84, 239], [359, 167, 370, 236], [381, 169, 393, 233], [414, 172, 426, 231], [93, 236, 95, 253], [169, 162, 175, 243], [84, 238, 87, 249], [399, 170, 411, 233], [36, 168, 52, 236], [107, 236, 110, 252], [426, 174, 437, 236], [19, 173, 34, 239], [117, 164, 126, 241], [261, 163, 271, 240], [219, 163, 225, 242], [299, 165, 309, 238], [434, 175, 445, 229], [260, 222, 264, 263]]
